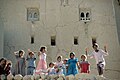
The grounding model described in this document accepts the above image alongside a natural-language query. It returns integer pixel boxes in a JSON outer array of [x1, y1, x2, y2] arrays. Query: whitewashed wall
[[0, 1, 4, 57], [0, 0, 120, 79]]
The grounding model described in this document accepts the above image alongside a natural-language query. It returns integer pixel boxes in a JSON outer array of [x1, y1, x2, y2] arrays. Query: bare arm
[[77, 62, 80, 70], [38, 52, 41, 56], [103, 45, 109, 56]]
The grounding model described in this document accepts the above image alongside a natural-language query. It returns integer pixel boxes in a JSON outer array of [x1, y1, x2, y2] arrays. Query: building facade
[[0, 0, 120, 79]]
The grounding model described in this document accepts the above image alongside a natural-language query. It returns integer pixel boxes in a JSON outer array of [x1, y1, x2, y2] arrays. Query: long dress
[[14, 55, 26, 76], [66, 58, 79, 76], [35, 53, 47, 74]]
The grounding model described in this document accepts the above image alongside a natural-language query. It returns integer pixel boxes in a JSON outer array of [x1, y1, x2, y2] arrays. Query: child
[[13, 50, 26, 76], [26, 49, 36, 75], [47, 62, 56, 75], [89, 43, 108, 77], [0, 58, 12, 80], [80, 54, 90, 73], [66, 52, 80, 76], [35, 46, 47, 74], [55, 56, 64, 75], [63, 59, 68, 76], [4, 60, 12, 76]]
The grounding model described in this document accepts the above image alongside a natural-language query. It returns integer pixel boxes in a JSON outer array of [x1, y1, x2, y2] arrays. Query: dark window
[[51, 36, 56, 46], [80, 12, 85, 20], [74, 37, 78, 45], [34, 12, 37, 18], [86, 12, 90, 20], [31, 36, 34, 44], [81, 12, 84, 17]]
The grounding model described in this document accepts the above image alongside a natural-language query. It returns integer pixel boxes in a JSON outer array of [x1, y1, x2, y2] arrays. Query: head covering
[[93, 43, 99, 48], [70, 52, 75, 57], [81, 54, 87, 59]]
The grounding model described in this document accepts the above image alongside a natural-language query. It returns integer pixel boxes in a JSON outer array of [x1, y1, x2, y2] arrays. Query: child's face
[[93, 45, 98, 51], [50, 64, 54, 68], [29, 53, 33, 58], [57, 58, 61, 62], [81, 56, 86, 61], [0, 60, 6, 66], [19, 52, 23, 57], [70, 54, 74, 59], [42, 49, 46, 53], [63, 60, 67, 64]]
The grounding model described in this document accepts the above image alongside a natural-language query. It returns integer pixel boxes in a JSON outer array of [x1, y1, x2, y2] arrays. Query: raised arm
[[102, 45, 109, 56], [14, 51, 19, 55]]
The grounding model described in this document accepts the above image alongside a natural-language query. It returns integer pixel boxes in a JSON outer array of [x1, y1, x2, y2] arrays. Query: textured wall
[[114, 0, 120, 44], [0, 21, 3, 58], [0, 1, 4, 58], [0, 0, 120, 79]]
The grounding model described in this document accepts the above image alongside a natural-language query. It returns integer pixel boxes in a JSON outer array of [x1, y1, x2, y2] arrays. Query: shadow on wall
[[114, 0, 120, 44]]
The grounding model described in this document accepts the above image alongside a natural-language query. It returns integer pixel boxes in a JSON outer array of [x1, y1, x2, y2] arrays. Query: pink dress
[[35, 53, 47, 74]]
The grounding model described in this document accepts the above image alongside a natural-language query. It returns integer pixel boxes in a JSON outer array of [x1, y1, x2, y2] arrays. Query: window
[[79, 8, 91, 22], [61, 0, 68, 6], [27, 8, 39, 21], [86, 12, 90, 20], [74, 37, 78, 45], [51, 36, 56, 46], [80, 12, 85, 20], [31, 36, 34, 44], [92, 37, 97, 46]]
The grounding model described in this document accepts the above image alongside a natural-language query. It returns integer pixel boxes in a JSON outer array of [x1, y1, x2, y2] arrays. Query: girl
[[89, 43, 108, 77], [63, 58, 68, 76], [35, 46, 47, 74], [13, 50, 26, 76], [66, 52, 80, 76], [55, 56, 64, 75], [26, 49, 36, 75], [80, 54, 90, 73], [47, 62, 56, 75]]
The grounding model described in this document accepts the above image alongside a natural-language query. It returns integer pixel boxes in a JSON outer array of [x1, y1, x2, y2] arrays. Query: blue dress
[[66, 58, 79, 76]]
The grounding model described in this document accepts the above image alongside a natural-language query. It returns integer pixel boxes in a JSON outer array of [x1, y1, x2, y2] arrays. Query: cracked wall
[[0, 0, 120, 79]]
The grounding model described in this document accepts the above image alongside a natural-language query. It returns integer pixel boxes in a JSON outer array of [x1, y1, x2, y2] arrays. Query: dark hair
[[70, 52, 75, 57], [19, 50, 24, 57], [40, 47, 46, 52], [0, 58, 6, 62], [29, 52, 33, 55], [49, 62, 54, 67], [92, 43, 99, 48], [57, 56, 62, 60]]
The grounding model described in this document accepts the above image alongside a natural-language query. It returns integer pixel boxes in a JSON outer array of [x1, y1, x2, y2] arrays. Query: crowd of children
[[0, 43, 108, 80]]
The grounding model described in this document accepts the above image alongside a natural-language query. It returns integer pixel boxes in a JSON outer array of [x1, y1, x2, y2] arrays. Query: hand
[[104, 45, 107, 52], [28, 49, 31, 52], [85, 48, 88, 52], [85, 48, 88, 55], [38, 52, 41, 56], [104, 45, 106, 49]]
